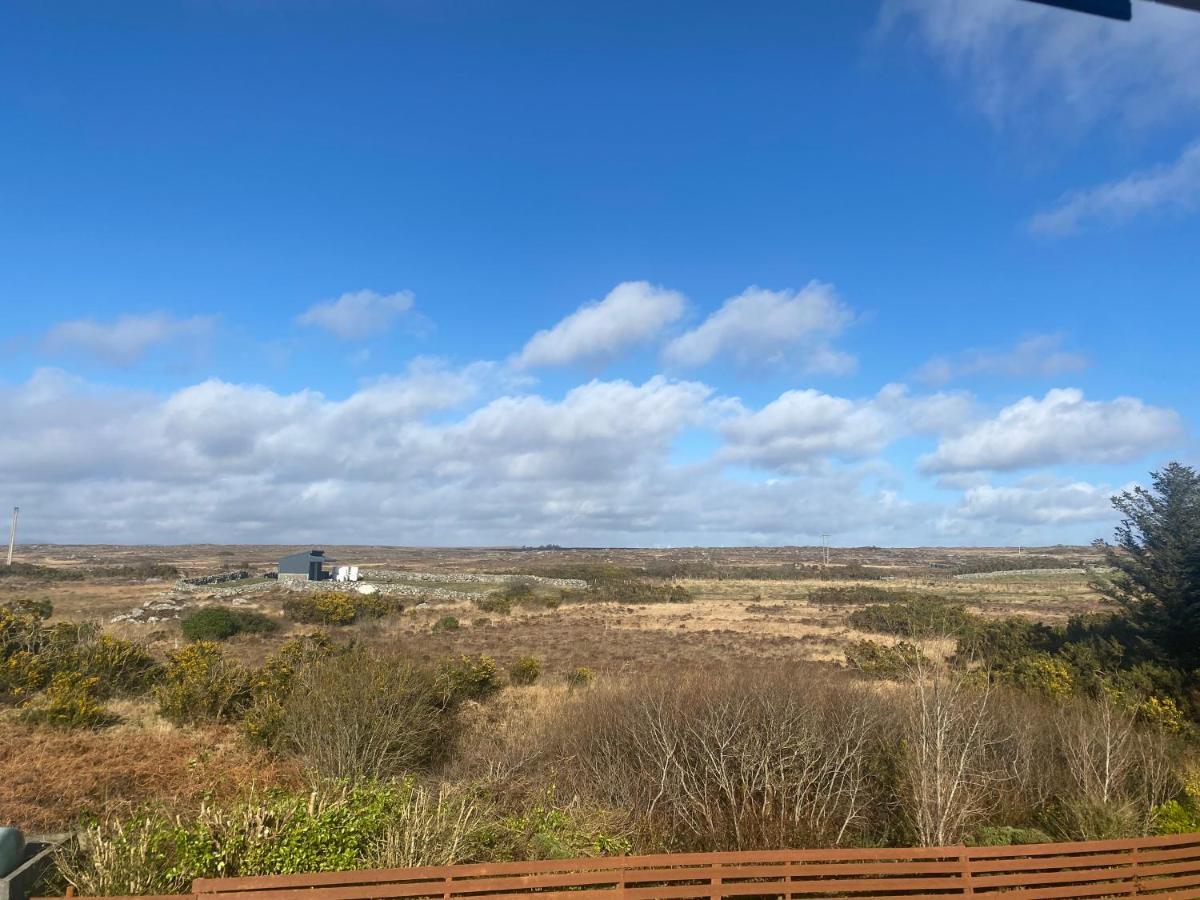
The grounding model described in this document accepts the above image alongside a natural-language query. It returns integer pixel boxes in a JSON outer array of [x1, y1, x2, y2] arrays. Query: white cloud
[[880, 0, 1200, 133], [719, 383, 973, 473], [921, 388, 1184, 473], [0, 367, 1154, 547], [42, 312, 216, 366], [1029, 140, 1200, 236], [297, 289, 423, 340], [953, 478, 1121, 527], [917, 334, 1087, 384], [515, 281, 685, 368], [663, 282, 855, 373]]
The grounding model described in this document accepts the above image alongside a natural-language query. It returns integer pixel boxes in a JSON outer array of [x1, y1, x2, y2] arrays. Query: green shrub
[[566, 666, 594, 688], [808, 585, 906, 606], [1006, 653, 1075, 700], [967, 825, 1054, 846], [436, 654, 500, 706], [574, 578, 692, 605], [844, 639, 926, 679], [474, 594, 512, 615], [20, 671, 116, 728], [243, 633, 337, 746], [432, 615, 460, 634], [283, 591, 357, 625], [1153, 799, 1200, 835], [848, 595, 977, 638], [509, 656, 541, 686], [181, 605, 279, 641], [156, 642, 253, 725], [277, 651, 446, 781]]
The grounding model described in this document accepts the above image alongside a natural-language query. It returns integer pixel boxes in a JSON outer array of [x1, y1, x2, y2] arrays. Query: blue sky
[[1, 0, 1198, 546]]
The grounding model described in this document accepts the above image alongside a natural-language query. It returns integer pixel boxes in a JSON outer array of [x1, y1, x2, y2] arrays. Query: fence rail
[[48, 832, 1200, 900]]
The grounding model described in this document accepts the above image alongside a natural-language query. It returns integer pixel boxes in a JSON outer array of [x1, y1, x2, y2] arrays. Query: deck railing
[[50, 831, 1200, 900]]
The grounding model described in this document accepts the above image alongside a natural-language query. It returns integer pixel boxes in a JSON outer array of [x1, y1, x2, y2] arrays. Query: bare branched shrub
[[1045, 696, 1178, 839], [277, 649, 445, 783], [896, 654, 1012, 846], [546, 667, 885, 850]]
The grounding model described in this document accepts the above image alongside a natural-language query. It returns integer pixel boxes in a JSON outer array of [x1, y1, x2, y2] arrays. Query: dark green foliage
[[432, 615, 460, 633], [848, 595, 978, 638], [473, 594, 512, 615], [1096, 462, 1200, 671], [0, 563, 84, 581], [808, 585, 906, 605], [181, 605, 279, 641], [0, 562, 180, 581], [572, 578, 692, 605], [968, 825, 1054, 846], [951, 557, 1079, 575]]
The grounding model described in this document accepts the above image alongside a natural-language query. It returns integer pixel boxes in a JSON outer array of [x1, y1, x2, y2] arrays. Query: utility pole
[[6, 507, 17, 566], [820, 533, 830, 567]]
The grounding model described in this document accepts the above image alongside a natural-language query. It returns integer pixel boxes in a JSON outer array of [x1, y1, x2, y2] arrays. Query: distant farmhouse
[[277, 549, 358, 583]]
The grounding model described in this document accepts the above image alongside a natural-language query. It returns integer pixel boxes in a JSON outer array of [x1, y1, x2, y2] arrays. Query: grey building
[[278, 549, 332, 583]]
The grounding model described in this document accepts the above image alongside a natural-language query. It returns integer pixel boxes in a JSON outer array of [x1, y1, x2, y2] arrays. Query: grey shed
[[278, 549, 331, 582]]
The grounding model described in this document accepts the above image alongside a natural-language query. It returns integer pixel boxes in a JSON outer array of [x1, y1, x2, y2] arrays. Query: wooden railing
[[52, 832, 1200, 900]]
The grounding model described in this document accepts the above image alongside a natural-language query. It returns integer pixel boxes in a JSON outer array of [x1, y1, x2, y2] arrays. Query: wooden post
[[710, 863, 722, 900], [959, 846, 974, 897], [1131, 844, 1141, 896]]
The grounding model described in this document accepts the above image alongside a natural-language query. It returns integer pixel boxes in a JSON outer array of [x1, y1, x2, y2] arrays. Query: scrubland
[[2, 537, 1198, 895]]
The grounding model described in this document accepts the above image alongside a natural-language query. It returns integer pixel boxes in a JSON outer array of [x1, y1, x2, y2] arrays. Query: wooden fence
[[53, 832, 1200, 900]]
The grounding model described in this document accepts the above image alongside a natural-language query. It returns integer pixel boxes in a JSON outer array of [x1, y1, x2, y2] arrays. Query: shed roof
[[279, 550, 332, 563]]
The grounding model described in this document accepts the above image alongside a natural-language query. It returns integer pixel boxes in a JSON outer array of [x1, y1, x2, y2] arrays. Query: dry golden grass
[[0, 715, 301, 833]]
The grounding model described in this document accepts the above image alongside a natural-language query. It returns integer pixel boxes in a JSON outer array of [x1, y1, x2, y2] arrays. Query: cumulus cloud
[[719, 383, 973, 473], [515, 281, 685, 368], [42, 312, 216, 366], [879, 0, 1200, 133], [663, 283, 855, 373], [921, 388, 1184, 473], [953, 478, 1121, 527], [1029, 141, 1200, 236], [917, 334, 1087, 384], [297, 289, 424, 340], [0, 365, 1158, 547]]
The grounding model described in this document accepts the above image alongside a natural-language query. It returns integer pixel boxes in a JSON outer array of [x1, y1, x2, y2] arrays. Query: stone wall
[[367, 570, 588, 589]]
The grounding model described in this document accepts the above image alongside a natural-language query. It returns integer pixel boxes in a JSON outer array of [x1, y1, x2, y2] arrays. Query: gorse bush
[[281, 590, 399, 626], [276, 650, 447, 782], [156, 642, 253, 725], [437, 654, 501, 706], [243, 633, 337, 747], [282, 591, 356, 625], [566, 666, 594, 688], [20, 671, 115, 729], [568, 578, 692, 605], [432, 615, 460, 633], [844, 639, 927, 679], [1, 600, 160, 723], [848, 595, 978, 638], [473, 595, 512, 615], [181, 606, 279, 641], [808, 585, 907, 606], [509, 656, 540, 686]]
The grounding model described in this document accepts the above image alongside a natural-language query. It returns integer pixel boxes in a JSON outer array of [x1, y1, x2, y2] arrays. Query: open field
[[1, 543, 1109, 676]]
